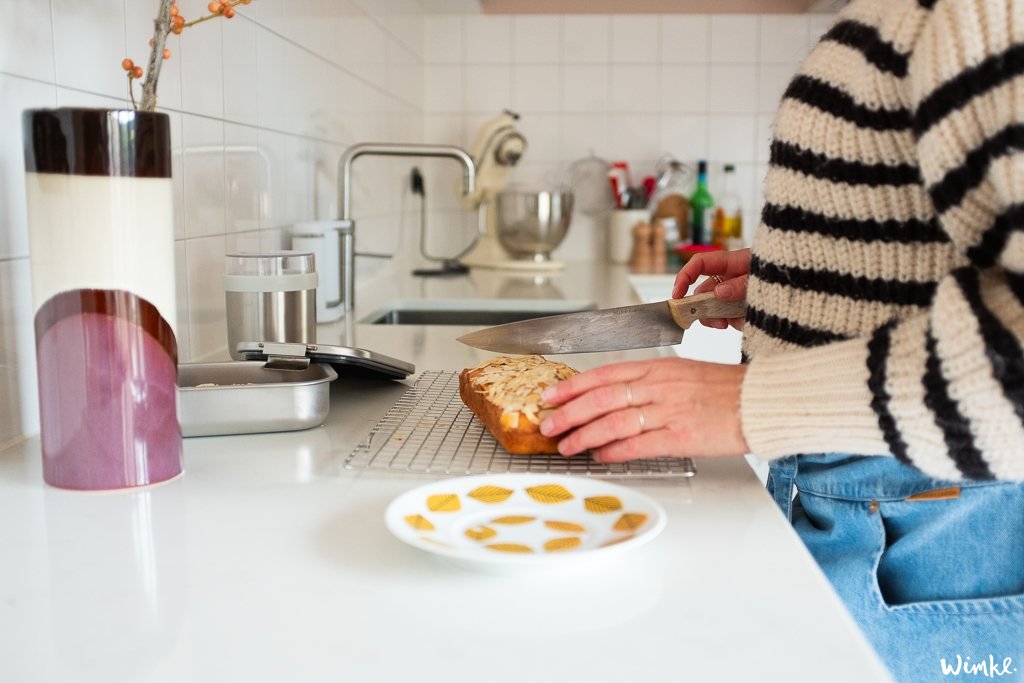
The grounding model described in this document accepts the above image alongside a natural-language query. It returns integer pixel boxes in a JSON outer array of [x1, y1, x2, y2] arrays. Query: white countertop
[[0, 259, 892, 683]]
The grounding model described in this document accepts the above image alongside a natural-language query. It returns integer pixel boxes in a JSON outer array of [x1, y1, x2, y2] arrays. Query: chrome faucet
[[337, 143, 477, 312]]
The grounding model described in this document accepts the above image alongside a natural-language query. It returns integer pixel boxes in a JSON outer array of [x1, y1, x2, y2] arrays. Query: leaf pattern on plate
[[545, 520, 586, 533], [464, 525, 497, 541], [487, 543, 534, 554], [525, 484, 574, 504], [427, 494, 461, 512], [613, 513, 648, 532], [404, 514, 435, 531], [544, 537, 582, 553], [491, 515, 536, 525], [468, 485, 514, 504], [584, 496, 622, 514]]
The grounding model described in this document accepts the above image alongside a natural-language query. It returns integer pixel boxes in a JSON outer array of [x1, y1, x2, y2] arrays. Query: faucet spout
[[338, 142, 476, 221], [335, 143, 477, 314]]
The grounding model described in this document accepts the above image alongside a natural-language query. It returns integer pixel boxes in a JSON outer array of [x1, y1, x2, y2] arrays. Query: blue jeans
[[768, 454, 1024, 682]]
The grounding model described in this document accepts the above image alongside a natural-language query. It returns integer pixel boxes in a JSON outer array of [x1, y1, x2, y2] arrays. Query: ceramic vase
[[22, 108, 182, 490]]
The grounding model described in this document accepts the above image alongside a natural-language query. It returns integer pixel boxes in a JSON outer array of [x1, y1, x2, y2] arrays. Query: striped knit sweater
[[739, 0, 1024, 481]]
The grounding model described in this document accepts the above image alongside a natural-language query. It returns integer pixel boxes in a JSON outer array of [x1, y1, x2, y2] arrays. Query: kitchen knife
[[456, 291, 747, 354]]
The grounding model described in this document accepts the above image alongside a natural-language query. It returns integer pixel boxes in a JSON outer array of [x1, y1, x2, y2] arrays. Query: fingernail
[[540, 419, 553, 436], [541, 387, 556, 402], [716, 283, 734, 298]]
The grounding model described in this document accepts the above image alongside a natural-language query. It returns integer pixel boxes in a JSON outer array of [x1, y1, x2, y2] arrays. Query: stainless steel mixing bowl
[[495, 189, 573, 261]]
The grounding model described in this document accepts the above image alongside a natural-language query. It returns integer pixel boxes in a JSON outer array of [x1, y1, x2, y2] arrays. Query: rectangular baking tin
[[178, 361, 337, 437]]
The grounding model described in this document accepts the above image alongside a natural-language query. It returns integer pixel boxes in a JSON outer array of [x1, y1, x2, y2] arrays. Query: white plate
[[385, 474, 666, 572]]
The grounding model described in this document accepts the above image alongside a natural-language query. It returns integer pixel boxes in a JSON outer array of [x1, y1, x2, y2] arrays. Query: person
[[539, 0, 1024, 680]]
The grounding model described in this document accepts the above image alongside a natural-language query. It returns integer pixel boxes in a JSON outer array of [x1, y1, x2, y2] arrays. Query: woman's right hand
[[672, 248, 751, 330]]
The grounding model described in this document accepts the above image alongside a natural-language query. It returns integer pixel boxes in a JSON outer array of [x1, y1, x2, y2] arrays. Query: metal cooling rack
[[344, 371, 696, 478]]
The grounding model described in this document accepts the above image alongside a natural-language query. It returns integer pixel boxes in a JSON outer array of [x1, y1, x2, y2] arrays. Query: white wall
[[421, 12, 835, 261], [0, 3, 837, 447], [0, 0, 426, 448]]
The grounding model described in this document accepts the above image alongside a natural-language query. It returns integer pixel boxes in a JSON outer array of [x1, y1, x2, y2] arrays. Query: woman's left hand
[[539, 358, 748, 462]]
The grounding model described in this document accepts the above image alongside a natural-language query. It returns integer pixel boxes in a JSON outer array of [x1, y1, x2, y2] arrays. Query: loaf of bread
[[459, 355, 578, 454]]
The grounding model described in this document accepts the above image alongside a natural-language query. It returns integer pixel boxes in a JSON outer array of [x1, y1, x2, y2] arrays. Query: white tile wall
[[422, 11, 835, 265], [0, 5, 836, 445], [0, 0, 426, 444]]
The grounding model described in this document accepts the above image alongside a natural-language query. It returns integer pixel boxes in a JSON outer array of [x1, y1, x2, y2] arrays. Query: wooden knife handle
[[667, 292, 748, 329]]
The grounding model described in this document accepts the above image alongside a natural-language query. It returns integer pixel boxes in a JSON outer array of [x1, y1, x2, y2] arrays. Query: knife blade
[[456, 292, 747, 354]]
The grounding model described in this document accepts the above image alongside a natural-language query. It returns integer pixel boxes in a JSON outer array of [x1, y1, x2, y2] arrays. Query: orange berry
[[241, 0, 251, 4], [223, 6, 235, 17], [133, 66, 143, 79], [163, 48, 171, 59], [173, 14, 185, 25], [170, 5, 178, 15], [172, 25, 183, 34], [121, 58, 134, 71], [207, 1, 219, 11]]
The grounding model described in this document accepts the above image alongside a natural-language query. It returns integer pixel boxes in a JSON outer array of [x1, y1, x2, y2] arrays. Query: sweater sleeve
[[741, 0, 1024, 481]]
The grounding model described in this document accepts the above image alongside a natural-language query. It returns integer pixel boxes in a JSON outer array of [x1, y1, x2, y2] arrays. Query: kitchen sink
[[361, 298, 596, 326]]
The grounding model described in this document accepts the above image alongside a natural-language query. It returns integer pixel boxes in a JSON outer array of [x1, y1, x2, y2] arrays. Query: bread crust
[[459, 356, 577, 455]]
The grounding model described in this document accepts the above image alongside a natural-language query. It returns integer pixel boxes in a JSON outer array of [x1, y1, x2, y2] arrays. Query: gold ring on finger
[[637, 407, 646, 433], [624, 382, 634, 407], [711, 274, 724, 285]]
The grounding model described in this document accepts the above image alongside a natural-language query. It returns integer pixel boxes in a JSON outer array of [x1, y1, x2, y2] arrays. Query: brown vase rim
[[23, 108, 171, 178]]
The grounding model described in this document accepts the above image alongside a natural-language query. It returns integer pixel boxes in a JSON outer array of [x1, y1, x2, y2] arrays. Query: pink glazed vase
[[22, 108, 183, 490]]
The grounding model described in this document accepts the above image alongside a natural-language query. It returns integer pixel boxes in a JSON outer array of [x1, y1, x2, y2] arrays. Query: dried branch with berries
[[122, 0, 252, 111]]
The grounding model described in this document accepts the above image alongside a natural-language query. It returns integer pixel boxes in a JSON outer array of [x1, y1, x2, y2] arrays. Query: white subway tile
[[513, 65, 561, 113], [709, 65, 758, 113], [559, 113, 608, 161], [1, 1, 55, 81], [0, 75, 56, 260], [561, 65, 609, 113], [759, 16, 810, 65], [709, 15, 758, 64], [611, 16, 659, 64], [660, 114, 709, 162], [336, 12, 389, 83], [610, 65, 659, 113], [512, 15, 561, 64], [185, 234, 228, 361], [465, 16, 510, 64], [174, 241, 191, 363], [182, 114, 225, 238], [660, 65, 707, 113], [659, 15, 710, 64], [759, 64, 796, 114], [223, 15, 258, 126], [607, 113, 659, 163], [225, 124, 260, 234], [166, 110, 185, 241], [755, 113, 775, 164], [518, 114, 560, 162], [424, 114, 463, 147], [0, 258, 38, 444], [179, 1, 224, 118], [51, 0, 126, 100], [425, 15, 463, 64], [708, 114, 757, 163], [255, 27, 289, 131], [808, 14, 837, 50], [464, 65, 510, 113], [563, 16, 610, 64], [424, 65, 463, 112]]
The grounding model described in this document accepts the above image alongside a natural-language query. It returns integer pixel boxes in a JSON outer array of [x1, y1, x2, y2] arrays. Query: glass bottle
[[688, 160, 714, 245]]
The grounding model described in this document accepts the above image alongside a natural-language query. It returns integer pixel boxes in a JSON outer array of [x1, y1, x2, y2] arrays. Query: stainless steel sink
[[361, 298, 595, 326]]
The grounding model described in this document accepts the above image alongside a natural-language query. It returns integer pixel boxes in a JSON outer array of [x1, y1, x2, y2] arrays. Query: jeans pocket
[[873, 493, 1024, 613]]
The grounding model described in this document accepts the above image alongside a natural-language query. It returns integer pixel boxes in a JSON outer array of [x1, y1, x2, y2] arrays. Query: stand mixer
[[459, 111, 571, 271]]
